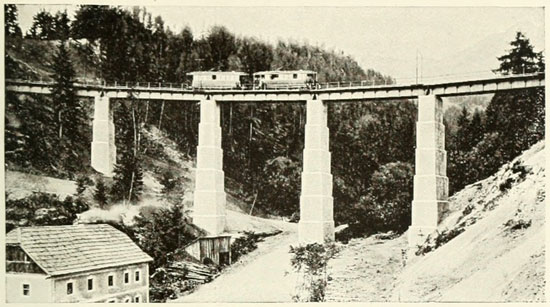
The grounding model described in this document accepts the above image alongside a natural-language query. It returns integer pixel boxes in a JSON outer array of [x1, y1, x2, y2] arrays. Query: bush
[[231, 231, 261, 263], [290, 242, 339, 302], [6, 192, 90, 230], [415, 226, 466, 256], [504, 218, 532, 231]]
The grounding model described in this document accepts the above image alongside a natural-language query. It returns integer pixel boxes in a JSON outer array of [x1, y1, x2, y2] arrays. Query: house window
[[66, 282, 73, 295], [124, 272, 129, 284], [123, 296, 131, 303], [22, 284, 30, 296], [134, 295, 141, 303], [212, 75, 217, 80], [271, 74, 278, 79], [135, 270, 140, 282], [106, 298, 116, 303], [293, 74, 298, 79], [87, 277, 94, 291], [107, 274, 114, 287]]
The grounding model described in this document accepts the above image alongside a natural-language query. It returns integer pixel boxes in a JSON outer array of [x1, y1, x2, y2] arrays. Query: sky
[[15, 5, 545, 81]]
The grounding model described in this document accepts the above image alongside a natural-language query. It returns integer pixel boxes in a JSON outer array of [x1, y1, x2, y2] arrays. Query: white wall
[[6, 273, 52, 303]]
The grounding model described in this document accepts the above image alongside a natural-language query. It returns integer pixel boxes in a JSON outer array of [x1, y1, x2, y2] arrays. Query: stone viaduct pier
[[6, 73, 545, 250]]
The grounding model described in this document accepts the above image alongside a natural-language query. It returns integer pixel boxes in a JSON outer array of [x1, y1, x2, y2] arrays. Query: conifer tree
[[110, 93, 144, 204], [455, 107, 471, 152], [94, 177, 109, 209], [5, 4, 22, 37], [50, 39, 88, 176], [493, 32, 542, 75]]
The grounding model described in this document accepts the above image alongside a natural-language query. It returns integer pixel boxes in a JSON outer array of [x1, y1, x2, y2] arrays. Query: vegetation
[[447, 32, 544, 195], [290, 243, 339, 302], [5, 193, 90, 232], [4, 4, 545, 243], [230, 231, 263, 263], [133, 204, 200, 271]]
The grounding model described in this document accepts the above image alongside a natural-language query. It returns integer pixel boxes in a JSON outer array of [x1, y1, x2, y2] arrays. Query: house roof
[[6, 224, 153, 277]]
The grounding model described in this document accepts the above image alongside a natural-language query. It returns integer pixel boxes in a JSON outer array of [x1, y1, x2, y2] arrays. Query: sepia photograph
[[2, 1, 546, 303]]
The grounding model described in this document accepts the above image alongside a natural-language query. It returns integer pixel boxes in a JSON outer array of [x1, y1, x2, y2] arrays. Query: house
[[183, 235, 232, 266], [6, 224, 153, 303]]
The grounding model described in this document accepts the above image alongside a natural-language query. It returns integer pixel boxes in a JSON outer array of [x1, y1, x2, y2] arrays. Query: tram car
[[188, 71, 248, 89], [253, 70, 317, 89]]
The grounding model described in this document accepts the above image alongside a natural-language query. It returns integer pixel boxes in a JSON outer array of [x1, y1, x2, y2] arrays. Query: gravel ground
[[172, 223, 299, 303]]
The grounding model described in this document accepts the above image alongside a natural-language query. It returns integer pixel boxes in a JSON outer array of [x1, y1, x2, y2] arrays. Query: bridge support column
[[299, 99, 335, 244], [408, 94, 449, 251], [192, 99, 226, 235], [91, 95, 116, 176]]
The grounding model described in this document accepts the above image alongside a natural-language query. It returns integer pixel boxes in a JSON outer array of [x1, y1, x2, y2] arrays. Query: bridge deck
[[5, 72, 544, 102]]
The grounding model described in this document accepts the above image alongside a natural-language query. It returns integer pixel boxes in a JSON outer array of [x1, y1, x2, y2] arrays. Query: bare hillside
[[326, 141, 545, 302]]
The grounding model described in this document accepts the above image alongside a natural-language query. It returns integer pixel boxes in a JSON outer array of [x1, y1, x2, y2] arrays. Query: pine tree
[[110, 95, 144, 204], [467, 110, 484, 147], [75, 176, 87, 197], [455, 107, 471, 152], [50, 39, 88, 176], [28, 10, 55, 39], [94, 177, 108, 209], [5, 4, 22, 37], [494, 32, 541, 75], [53, 10, 71, 40]]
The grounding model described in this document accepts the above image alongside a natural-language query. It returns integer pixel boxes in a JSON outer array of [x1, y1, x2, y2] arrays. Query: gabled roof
[[6, 224, 153, 277]]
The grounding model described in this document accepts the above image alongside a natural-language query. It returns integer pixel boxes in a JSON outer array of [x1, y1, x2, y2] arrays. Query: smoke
[[76, 197, 167, 226]]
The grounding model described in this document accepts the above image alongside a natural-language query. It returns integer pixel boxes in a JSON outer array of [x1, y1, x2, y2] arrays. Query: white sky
[[15, 4, 545, 80]]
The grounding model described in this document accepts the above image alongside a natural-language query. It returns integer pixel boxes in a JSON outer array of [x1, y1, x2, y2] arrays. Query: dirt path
[[173, 224, 299, 303], [325, 235, 407, 302]]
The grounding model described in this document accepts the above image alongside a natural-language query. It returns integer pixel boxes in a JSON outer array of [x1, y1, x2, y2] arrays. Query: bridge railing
[[6, 71, 544, 92]]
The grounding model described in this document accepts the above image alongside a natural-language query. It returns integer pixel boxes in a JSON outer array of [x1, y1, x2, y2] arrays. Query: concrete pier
[[192, 99, 227, 235], [299, 99, 335, 244], [91, 95, 116, 176], [408, 94, 449, 250]]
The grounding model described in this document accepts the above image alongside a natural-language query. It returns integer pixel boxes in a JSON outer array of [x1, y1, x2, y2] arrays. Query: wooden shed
[[183, 235, 232, 266]]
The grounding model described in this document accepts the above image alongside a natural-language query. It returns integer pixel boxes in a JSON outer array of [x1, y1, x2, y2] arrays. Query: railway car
[[253, 70, 317, 89], [188, 71, 248, 89]]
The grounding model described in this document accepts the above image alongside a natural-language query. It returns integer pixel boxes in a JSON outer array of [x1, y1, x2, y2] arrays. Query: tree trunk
[[128, 170, 135, 204], [249, 190, 258, 216], [158, 100, 165, 130], [144, 100, 150, 126], [58, 110, 63, 139]]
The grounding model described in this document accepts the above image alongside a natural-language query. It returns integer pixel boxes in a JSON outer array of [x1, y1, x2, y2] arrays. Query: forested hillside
[[4, 5, 545, 241]]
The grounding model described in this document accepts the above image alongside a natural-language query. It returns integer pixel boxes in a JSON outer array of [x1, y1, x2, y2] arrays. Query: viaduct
[[6, 72, 545, 250]]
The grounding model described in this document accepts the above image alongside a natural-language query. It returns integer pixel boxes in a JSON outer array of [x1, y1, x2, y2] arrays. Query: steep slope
[[5, 126, 283, 235], [393, 140, 545, 302], [325, 141, 545, 302]]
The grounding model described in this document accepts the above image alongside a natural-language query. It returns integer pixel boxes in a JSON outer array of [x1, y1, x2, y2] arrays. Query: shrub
[[504, 218, 532, 231], [231, 231, 261, 263], [290, 242, 339, 302], [6, 192, 90, 229]]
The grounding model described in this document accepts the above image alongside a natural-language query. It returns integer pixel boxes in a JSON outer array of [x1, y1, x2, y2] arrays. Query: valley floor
[[325, 235, 407, 302]]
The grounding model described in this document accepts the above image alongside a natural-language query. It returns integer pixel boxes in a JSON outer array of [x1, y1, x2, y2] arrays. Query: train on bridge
[[187, 70, 318, 90]]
